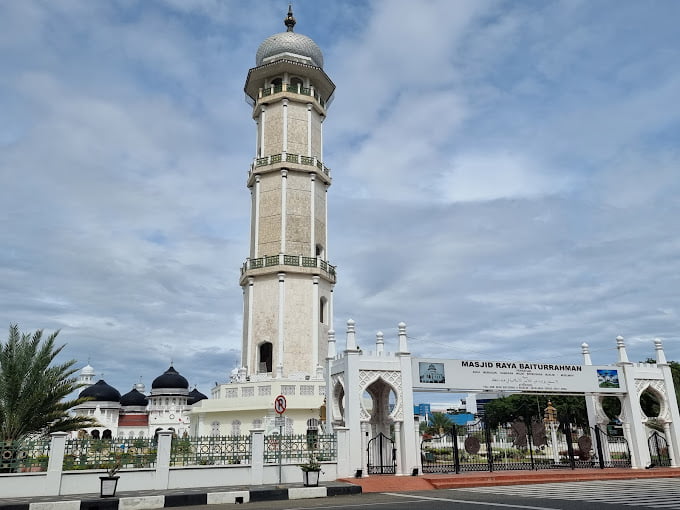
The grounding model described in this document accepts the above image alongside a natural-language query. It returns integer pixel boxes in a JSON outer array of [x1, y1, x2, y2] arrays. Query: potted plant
[[99, 461, 121, 498], [300, 455, 321, 487]]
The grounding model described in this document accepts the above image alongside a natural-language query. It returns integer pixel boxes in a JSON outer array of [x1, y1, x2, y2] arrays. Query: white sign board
[[412, 358, 625, 394]]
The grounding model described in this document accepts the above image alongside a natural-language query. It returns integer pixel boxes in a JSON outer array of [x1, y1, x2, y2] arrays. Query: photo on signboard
[[597, 369, 620, 388], [419, 362, 445, 383]]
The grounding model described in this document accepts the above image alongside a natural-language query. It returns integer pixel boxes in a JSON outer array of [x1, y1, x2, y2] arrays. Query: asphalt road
[[178, 478, 680, 510]]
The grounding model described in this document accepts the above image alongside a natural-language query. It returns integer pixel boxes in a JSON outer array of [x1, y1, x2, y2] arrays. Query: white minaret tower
[[240, 6, 336, 379]]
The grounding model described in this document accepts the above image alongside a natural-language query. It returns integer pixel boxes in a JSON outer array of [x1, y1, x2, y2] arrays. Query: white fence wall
[[0, 429, 346, 498]]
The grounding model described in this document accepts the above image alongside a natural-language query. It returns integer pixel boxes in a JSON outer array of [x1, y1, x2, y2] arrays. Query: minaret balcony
[[260, 83, 327, 109], [240, 254, 336, 284], [248, 152, 331, 184]]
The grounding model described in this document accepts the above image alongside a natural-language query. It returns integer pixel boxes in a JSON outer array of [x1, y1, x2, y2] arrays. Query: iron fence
[[264, 433, 336, 464], [63, 438, 157, 471], [0, 438, 51, 473], [170, 435, 251, 466]]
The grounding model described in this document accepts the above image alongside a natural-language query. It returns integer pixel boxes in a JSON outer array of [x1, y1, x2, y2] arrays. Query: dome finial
[[284, 4, 296, 32]]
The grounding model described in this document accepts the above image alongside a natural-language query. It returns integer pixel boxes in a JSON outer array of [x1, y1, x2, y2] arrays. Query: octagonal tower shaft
[[240, 41, 336, 379]]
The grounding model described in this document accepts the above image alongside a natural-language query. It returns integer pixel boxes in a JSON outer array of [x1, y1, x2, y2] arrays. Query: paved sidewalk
[[0, 482, 361, 510], [4, 468, 680, 509], [341, 466, 680, 493]]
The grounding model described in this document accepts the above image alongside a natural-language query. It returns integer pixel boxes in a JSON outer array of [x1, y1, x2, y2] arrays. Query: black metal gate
[[591, 425, 631, 468], [648, 431, 671, 467], [367, 432, 396, 474], [420, 427, 456, 473], [420, 419, 632, 473]]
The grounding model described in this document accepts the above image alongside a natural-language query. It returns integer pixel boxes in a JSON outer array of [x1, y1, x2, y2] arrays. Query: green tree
[[420, 412, 454, 436], [484, 394, 588, 429], [0, 325, 97, 441]]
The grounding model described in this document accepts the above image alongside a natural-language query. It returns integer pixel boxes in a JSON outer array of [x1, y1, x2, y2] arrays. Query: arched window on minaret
[[315, 244, 325, 258], [290, 76, 303, 93], [271, 77, 283, 93], [319, 297, 327, 324], [259, 342, 273, 373]]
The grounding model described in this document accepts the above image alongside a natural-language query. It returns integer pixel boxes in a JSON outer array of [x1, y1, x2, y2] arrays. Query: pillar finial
[[654, 338, 667, 365], [581, 342, 592, 365], [284, 4, 296, 32], [616, 335, 630, 364], [397, 322, 409, 354], [327, 329, 336, 359], [346, 319, 357, 350], [376, 331, 384, 355]]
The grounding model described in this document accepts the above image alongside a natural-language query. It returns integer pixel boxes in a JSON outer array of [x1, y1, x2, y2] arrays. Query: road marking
[[382, 492, 561, 510], [455, 478, 680, 509]]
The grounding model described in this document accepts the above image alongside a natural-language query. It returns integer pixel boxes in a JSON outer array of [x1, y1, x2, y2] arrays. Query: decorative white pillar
[[346, 319, 357, 351], [282, 99, 288, 152], [325, 329, 336, 431], [310, 174, 316, 256], [307, 103, 312, 156], [662, 421, 677, 467], [319, 114, 324, 162], [376, 331, 384, 355], [280, 169, 288, 254], [394, 421, 403, 475], [246, 277, 254, 372], [360, 421, 369, 476], [329, 284, 334, 331], [397, 322, 409, 354], [44, 432, 68, 496], [324, 184, 329, 259], [254, 175, 261, 258], [655, 338, 680, 465], [250, 428, 265, 485], [312, 276, 320, 374], [155, 430, 173, 489], [259, 105, 266, 156], [277, 272, 286, 378], [616, 335, 629, 363], [582, 342, 598, 429], [581, 342, 592, 365], [617, 336, 646, 468]]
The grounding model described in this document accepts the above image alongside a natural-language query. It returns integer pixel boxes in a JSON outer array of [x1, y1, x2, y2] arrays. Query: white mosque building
[[71, 364, 207, 439]]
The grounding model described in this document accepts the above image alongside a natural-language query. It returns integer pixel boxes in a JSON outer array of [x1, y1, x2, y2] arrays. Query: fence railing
[[0, 438, 51, 473], [242, 254, 336, 280], [263, 433, 336, 464], [259, 82, 326, 108], [63, 438, 157, 471], [170, 435, 252, 466], [252, 153, 331, 177]]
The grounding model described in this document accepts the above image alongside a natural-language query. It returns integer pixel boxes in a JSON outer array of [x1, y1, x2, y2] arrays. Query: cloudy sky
[[2, 0, 679, 401]]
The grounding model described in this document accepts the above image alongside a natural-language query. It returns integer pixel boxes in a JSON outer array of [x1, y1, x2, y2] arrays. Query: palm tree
[[0, 324, 97, 441], [421, 412, 454, 436]]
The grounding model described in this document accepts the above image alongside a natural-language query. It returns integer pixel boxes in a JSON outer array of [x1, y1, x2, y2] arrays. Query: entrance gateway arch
[[326, 320, 680, 477]]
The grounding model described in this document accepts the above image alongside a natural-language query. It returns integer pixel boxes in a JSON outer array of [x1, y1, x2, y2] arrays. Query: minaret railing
[[251, 152, 330, 177], [241, 255, 336, 279], [258, 81, 325, 108]]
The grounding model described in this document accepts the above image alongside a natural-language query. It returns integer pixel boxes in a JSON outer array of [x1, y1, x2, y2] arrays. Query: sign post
[[274, 395, 286, 483]]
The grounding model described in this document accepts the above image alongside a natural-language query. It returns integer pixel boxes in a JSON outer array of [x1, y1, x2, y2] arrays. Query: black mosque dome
[[255, 6, 323, 68], [79, 379, 121, 402], [120, 388, 149, 406], [152, 366, 189, 390], [187, 388, 208, 405]]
